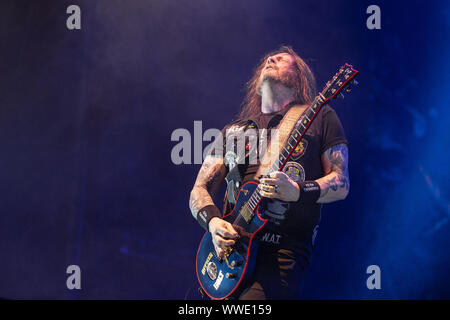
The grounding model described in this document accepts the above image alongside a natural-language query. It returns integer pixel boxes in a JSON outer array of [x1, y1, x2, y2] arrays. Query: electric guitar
[[195, 63, 359, 300]]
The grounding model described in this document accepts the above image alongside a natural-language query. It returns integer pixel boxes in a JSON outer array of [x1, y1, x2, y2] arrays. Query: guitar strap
[[255, 104, 308, 178]]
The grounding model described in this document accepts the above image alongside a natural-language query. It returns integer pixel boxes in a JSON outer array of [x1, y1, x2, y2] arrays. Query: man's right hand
[[208, 217, 239, 258]]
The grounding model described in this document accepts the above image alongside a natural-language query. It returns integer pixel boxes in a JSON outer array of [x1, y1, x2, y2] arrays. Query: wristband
[[297, 181, 321, 203], [197, 205, 222, 232]]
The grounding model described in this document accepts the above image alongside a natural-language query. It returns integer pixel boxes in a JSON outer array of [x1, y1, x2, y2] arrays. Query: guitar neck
[[270, 95, 327, 174]]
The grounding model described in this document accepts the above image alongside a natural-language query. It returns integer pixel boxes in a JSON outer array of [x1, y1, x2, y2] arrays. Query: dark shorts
[[237, 247, 308, 300]]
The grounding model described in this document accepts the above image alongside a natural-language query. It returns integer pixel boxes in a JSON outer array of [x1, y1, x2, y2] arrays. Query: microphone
[[224, 151, 239, 204], [224, 151, 238, 170]]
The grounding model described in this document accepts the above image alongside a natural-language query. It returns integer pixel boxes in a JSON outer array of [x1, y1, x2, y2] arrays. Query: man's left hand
[[259, 171, 300, 202]]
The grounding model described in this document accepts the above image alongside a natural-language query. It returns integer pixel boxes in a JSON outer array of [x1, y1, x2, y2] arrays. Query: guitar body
[[195, 181, 267, 300]]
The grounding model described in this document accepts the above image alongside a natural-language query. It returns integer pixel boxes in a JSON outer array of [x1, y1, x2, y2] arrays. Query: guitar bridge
[[221, 246, 234, 269]]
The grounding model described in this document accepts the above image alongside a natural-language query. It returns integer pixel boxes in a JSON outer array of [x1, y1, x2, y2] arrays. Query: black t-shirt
[[217, 103, 348, 267]]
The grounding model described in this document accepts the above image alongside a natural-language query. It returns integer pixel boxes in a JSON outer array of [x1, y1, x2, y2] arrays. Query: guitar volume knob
[[231, 260, 242, 267]]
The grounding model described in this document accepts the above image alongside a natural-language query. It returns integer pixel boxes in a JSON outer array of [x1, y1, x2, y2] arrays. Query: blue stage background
[[0, 0, 449, 299]]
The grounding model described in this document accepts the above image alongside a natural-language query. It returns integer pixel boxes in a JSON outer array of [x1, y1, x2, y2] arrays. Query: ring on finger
[[261, 190, 274, 197], [262, 184, 274, 192]]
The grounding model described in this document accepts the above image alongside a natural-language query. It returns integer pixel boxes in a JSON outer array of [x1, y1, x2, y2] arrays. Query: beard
[[256, 67, 299, 95]]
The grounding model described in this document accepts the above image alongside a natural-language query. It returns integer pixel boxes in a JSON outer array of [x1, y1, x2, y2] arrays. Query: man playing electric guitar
[[189, 46, 350, 299]]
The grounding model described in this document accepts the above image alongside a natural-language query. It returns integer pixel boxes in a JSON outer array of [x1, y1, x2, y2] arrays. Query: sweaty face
[[257, 53, 298, 91]]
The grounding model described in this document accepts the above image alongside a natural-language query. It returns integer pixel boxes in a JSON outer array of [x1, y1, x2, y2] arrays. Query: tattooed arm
[[316, 143, 350, 203], [189, 155, 239, 257], [189, 155, 227, 219]]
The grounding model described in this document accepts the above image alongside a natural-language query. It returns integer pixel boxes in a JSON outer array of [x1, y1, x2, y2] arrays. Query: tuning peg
[[352, 79, 359, 85], [345, 86, 352, 92], [339, 92, 345, 99]]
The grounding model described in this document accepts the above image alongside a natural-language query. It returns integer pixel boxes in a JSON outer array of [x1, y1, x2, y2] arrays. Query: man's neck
[[260, 79, 295, 114]]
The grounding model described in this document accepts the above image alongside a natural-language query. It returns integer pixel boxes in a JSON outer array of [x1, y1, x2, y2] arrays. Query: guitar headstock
[[321, 63, 359, 100]]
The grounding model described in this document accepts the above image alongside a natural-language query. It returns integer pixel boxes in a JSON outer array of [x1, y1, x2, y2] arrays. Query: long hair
[[232, 46, 316, 126]]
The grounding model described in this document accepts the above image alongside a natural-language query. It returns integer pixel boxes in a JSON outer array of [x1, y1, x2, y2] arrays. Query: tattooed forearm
[[189, 155, 227, 219], [316, 144, 350, 203]]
